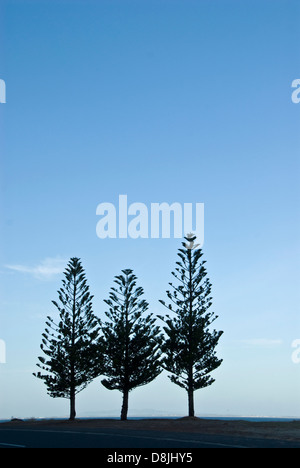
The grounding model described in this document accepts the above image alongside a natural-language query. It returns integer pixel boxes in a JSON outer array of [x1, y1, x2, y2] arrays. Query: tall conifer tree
[[34, 257, 101, 420], [159, 235, 223, 417], [100, 269, 162, 421]]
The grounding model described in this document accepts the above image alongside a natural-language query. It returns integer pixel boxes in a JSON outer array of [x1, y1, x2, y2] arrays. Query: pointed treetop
[[184, 233, 200, 250]]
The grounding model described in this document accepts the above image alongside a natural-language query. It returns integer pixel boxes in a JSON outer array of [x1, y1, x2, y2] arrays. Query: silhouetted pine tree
[[33, 257, 102, 420], [159, 234, 223, 417], [100, 269, 162, 421]]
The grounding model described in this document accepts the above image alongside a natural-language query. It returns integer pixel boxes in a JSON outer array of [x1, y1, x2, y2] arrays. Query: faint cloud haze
[[5, 257, 67, 280], [240, 339, 283, 347]]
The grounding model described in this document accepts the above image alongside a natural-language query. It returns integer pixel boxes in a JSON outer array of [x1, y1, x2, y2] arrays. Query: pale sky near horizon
[[0, 0, 299, 420]]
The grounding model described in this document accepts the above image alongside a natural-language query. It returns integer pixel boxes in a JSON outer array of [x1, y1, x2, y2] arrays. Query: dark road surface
[[0, 426, 299, 448]]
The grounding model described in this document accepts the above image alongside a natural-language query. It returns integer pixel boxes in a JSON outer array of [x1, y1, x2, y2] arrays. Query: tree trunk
[[121, 388, 129, 421], [188, 387, 195, 417], [69, 386, 76, 421]]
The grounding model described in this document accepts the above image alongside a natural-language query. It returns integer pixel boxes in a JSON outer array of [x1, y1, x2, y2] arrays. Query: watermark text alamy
[[0, 339, 6, 364], [96, 195, 204, 246], [0, 79, 6, 103]]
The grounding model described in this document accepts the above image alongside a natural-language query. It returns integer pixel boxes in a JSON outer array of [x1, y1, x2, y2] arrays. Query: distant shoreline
[[1, 416, 299, 424], [1, 417, 300, 442]]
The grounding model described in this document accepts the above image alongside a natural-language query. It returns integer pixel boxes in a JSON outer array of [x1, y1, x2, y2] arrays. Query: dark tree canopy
[[33, 257, 102, 420], [100, 269, 162, 420], [159, 234, 223, 417]]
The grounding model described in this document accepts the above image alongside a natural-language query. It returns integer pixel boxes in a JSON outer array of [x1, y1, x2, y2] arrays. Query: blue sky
[[0, 0, 299, 419]]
